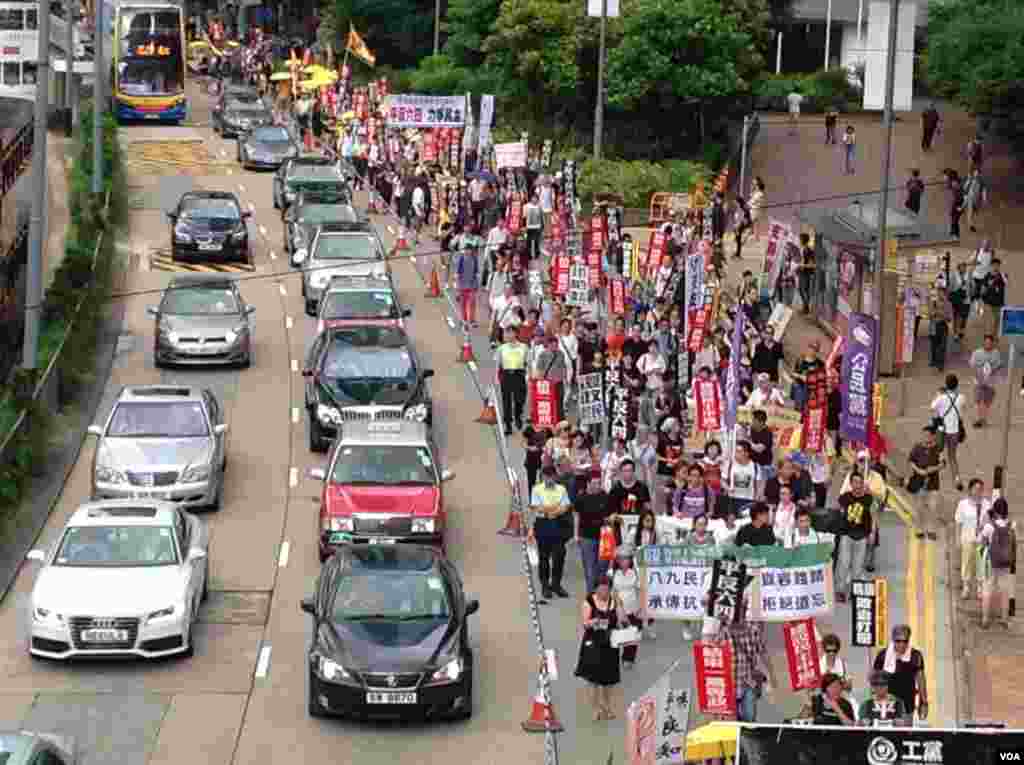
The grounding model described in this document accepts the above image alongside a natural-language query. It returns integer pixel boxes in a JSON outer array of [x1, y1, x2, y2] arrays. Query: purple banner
[[723, 308, 745, 429], [839, 312, 877, 445]]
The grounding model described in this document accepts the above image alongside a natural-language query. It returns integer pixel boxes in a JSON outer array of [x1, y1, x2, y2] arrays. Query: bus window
[[2, 62, 19, 87], [25, 8, 37, 29], [22, 62, 37, 85], [0, 9, 23, 30]]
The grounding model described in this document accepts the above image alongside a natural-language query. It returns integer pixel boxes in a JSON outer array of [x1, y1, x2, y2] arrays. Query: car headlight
[[158, 323, 178, 344], [95, 465, 127, 484], [411, 518, 435, 534], [173, 223, 192, 243], [284, 189, 296, 200], [372, 264, 386, 279], [232, 228, 247, 240], [180, 464, 211, 482], [317, 404, 341, 425], [404, 403, 428, 422], [311, 273, 331, 289], [325, 517, 354, 532], [316, 655, 351, 682], [33, 606, 64, 626], [146, 605, 176, 623], [429, 657, 463, 684], [224, 326, 247, 345]]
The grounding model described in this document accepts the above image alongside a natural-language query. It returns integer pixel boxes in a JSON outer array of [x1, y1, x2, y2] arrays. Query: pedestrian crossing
[[147, 247, 257, 273]]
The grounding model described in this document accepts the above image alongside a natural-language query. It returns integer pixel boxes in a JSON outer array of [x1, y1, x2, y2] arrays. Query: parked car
[[298, 224, 388, 315], [0, 731, 76, 764], [316, 275, 410, 334], [301, 544, 477, 720], [272, 156, 351, 213], [303, 325, 433, 452], [147, 274, 255, 368], [88, 385, 228, 510], [237, 125, 300, 169], [309, 420, 454, 559], [26, 499, 209, 660], [284, 190, 363, 264], [167, 191, 252, 265]]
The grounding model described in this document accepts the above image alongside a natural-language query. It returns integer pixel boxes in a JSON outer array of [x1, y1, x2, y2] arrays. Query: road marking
[[248, 202, 255, 213], [279, 283, 287, 297], [906, 527, 921, 660], [506, 467, 516, 487], [289, 467, 298, 488], [278, 541, 290, 568], [291, 359, 299, 372], [259, 225, 268, 237], [239, 184, 247, 193], [227, 169, 233, 175], [270, 250, 277, 260], [445, 316, 454, 329], [291, 407, 300, 424], [923, 539, 937, 726], [255, 645, 272, 678], [285, 316, 294, 329]]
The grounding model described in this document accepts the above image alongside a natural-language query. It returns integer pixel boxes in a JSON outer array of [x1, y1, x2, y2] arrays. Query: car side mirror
[[26, 549, 45, 563], [300, 596, 315, 615], [245, 305, 256, 315], [214, 423, 228, 435], [294, 248, 308, 264], [301, 369, 313, 377], [421, 369, 435, 380], [166, 212, 177, 222], [86, 425, 103, 436], [242, 210, 252, 218], [465, 599, 479, 617], [309, 468, 326, 481], [146, 306, 159, 317], [441, 469, 455, 482], [188, 547, 207, 560], [402, 308, 412, 317]]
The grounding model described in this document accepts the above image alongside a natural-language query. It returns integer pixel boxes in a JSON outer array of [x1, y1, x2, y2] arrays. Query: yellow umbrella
[[685, 722, 738, 762], [303, 64, 329, 76], [269, 71, 291, 81], [188, 40, 210, 50], [225, 40, 240, 48]]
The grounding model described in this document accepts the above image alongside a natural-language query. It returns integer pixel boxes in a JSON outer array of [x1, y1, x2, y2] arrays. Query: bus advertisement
[[113, 3, 186, 122]]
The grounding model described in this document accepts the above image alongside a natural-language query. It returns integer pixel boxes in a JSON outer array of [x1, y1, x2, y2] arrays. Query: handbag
[[598, 525, 617, 561], [610, 626, 642, 648]]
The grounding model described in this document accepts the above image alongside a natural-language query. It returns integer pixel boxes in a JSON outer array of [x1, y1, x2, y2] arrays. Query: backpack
[[990, 524, 1014, 569]]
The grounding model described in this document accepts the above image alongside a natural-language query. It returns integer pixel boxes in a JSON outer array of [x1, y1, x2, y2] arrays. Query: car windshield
[[332, 572, 450, 621], [107, 402, 210, 437], [331, 444, 436, 484], [322, 290, 397, 319], [180, 199, 240, 221], [226, 93, 260, 105], [314, 235, 378, 261], [323, 345, 414, 381], [161, 287, 239, 315], [54, 525, 180, 567], [296, 204, 357, 224], [250, 126, 289, 142], [288, 164, 340, 181]]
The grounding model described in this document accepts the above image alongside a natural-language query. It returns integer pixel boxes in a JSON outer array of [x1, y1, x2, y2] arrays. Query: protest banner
[[609, 277, 626, 316], [553, 254, 571, 295], [528, 269, 544, 300], [852, 578, 887, 648], [783, 617, 822, 691], [385, 94, 468, 127], [507, 199, 523, 234], [578, 372, 606, 426], [802, 367, 828, 453], [647, 230, 668, 277], [494, 141, 527, 169], [693, 376, 723, 433], [529, 380, 558, 428], [693, 641, 736, 716], [566, 263, 589, 307], [840, 313, 877, 445], [625, 675, 691, 765], [707, 559, 749, 625]]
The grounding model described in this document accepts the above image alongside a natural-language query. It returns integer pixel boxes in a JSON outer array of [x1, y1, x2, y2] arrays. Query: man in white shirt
[[483, 221, 509, 288], [746, 372, 786, 409], [524, 194, 544, 260], [489, 283, 522, 347], [954, 478, 992, 599], [787, 90, 804, 134], [469, 176, 486, 229], [410, 185, 426, 236]]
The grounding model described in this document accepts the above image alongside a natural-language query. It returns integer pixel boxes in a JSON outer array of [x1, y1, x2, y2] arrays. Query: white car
[[26, 500, 209, 660]]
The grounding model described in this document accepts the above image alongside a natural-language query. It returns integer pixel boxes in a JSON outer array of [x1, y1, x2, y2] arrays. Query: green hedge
[[752, 68, 863, 113], [576, 158, 710, 210], [0, 107, 125, 511]]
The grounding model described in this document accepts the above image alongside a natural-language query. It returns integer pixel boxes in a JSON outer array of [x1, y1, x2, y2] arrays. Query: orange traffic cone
[[304, 128, 312, 151], [497, 508, 523, 537], [476, 391, 497, 424], [521, 674, 563, 733], [458, 337, 475, 363], [425, 265, 441, 298]]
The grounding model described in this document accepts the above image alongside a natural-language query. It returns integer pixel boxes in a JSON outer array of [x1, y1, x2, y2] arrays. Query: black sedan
[[168, 192, 252, 264], [301, 544, 477, 720], [237, 125, 300, 169]]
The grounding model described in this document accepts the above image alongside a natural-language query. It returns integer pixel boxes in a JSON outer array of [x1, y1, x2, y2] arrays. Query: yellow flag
[[346, 25, 376, 66]]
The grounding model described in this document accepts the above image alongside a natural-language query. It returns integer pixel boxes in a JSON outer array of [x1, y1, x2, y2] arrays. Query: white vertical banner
[[463, 92, 475, 151], [477, 94, 495, 155]]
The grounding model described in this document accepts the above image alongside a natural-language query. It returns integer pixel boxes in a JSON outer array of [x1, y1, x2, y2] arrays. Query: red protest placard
[[694, 640, 736, 716], [647, 231, 667, 277], [530, 380, 559, 428], [687, 306, 708, 352], [609, 278, 626, 316], [421, 130, 438, 162], [783, 618, 822, 691], [802, 368, 829, 452], [587, 242, 602, 288], [552, 255, 571, 295], [507, 200, 523, 234], [693, 377, 723, 432]]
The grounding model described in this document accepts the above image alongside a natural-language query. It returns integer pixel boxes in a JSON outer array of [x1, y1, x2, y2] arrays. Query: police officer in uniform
[[496, 326, 528, 434]]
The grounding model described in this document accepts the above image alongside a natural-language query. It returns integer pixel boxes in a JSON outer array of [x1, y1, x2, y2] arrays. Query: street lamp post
[[592, 0, 607, 159], [872, 0, 899, 329]]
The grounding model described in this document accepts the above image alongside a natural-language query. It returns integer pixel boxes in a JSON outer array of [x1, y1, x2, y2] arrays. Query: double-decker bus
[[112, 2, 186, 122]]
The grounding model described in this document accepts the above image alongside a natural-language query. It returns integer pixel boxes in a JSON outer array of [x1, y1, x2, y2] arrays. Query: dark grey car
[[148, 275, 255, 368], [237, 125, 300, 169], [218, 102, 273, 138]]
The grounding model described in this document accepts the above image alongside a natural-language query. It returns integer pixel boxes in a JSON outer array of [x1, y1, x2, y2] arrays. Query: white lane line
[[279, 283, 287, 297], [227, 169, 233, 175], [506, 467, 516, 488], [259, 225, 268, 236], [239, 184, 247, 193], [291, 359, 299, 372], [220, 149, 227, 158], [247, 202, 256, 213], [270, 250, 277, 260], [285, 316, 294, 329], [409, 255, 416, 264], [255, 645, 272, 678], [278, 541, 290, 568], [445, 316, 455, 329], [291, 407, 300, 424], [289, 467, 298, 488]]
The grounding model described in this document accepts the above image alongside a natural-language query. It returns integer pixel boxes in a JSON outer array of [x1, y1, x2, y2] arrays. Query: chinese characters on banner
[[624, 676, 692, 765], [694, 641, 737, 716], [493, 141, 527, 169], [562, 160, 578, 228], [724, 309, 746, 430], [386, 94, 466, 127], [763, 220, 791, 295], [851, 578, 887, 647], [420, 130, 438, 162], [553, 255, 571, 295], [604, 360, 633, 440], [589, 215, 605, 287], [507, 200, 523, 234], [749, 563, 834, 621], [707, 559, 748, 625], [578, 373, 606, 426], [609, 277, 626, 316], [692, 377, 723, 433], [529, 380, 558, 428], [623, 239, 635, 280], [647, 230, 667, 277], [645, 563, 709, 620], [801, 367, 828, 452], [566, 263, 589, 307], [783, 618, 822, 691], [840, 313, 877, 445]]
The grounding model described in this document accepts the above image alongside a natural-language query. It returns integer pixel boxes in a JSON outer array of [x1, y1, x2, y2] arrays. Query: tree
[[926, 0, 1024, 115], [444, 0, 502, 66]]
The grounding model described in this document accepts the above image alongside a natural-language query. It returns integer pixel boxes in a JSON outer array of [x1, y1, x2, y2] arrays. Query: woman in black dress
[[575, 575, 625, 720]]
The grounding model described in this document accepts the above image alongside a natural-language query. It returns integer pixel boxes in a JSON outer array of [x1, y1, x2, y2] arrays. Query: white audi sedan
[[25, 500, 209, 660]]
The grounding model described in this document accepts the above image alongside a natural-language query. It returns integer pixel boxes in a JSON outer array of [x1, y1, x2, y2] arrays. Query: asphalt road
[[0, 83, 542, 764]]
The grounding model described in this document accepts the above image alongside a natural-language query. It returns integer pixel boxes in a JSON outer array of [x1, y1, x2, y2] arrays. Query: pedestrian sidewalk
[[44, 130, 74, 289]]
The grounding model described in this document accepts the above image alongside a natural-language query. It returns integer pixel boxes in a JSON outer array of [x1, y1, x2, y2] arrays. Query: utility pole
[[592, 0, 608, 159], [872, 0, 899, 328], [432, 0, 440, 55], [23, 0, 51, 370], [995, 340, 1016, 615], [65, 0, 75, 135], [824, 0, 833, 69], [92, 0, 103, 195], [739, 115, 750, 199]]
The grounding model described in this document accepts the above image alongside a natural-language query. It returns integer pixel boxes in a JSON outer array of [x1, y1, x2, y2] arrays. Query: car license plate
[[81, 628, 129, 642], [145, 114, 159, 120], [132, 491, 171, 499], [368, 538, 396, 545], [366, 691, 416, 705], [198, 242, 222, 252]]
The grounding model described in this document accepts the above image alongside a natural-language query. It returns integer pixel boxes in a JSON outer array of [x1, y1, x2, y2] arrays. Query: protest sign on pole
[[578, 373, 606, 425], [609, 277, 626, 316], [476, 94, 494, 154], [693, 641, 736, 716], [386, 94, 466, 127], [802, 367, 829, 452], [494, 141, 528, 169], [566, 263, 589, 306], [553, 254, 571, 296], [840, 313, 877, 445], [529, 380, 558, 428], [783, 617, 822, 691]]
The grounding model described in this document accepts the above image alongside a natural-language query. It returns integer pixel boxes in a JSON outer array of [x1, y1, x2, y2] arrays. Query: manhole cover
[[199, 590, 271, 625]]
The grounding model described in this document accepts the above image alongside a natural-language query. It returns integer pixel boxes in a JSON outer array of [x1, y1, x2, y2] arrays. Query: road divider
[[285, 316, 293, 329]]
